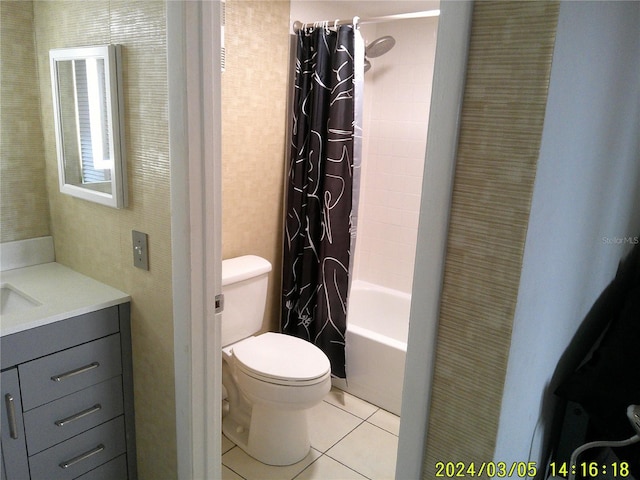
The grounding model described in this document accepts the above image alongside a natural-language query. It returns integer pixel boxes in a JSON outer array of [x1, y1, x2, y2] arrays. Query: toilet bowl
[[220, 256, 332, 466], [222, 333, 331, 465]]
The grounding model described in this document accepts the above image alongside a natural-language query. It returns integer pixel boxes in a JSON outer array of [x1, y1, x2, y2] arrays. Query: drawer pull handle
[[59, 444, 105, 469], [55, 404, 102, 427], [51, 362, 100, 382], [4, 394, 18, 439]]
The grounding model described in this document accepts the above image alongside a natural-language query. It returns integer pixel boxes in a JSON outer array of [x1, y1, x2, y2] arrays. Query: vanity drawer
[[75, 454, 128, 480], [28, 416, 126, 480], [1, 306, 120, 368], [19, 334, 122, 411], [24, 376, 124, 455]]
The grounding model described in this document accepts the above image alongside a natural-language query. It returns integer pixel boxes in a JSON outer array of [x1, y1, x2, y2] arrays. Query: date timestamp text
[[435, 461, 537, 477]]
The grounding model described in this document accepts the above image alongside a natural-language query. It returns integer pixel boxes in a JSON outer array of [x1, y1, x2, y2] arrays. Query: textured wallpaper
[[31, 1, 176, 477], [221, 0, 291, 332], [422, 2, 560, 477], [1, 1, 51, 243]]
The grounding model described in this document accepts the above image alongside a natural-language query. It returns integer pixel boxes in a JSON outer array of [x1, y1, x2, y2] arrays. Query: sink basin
[[1, 284, 42, 315]]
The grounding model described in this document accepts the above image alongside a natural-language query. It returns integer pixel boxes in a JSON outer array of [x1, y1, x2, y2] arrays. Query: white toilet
[[221, 255, 332, 466]]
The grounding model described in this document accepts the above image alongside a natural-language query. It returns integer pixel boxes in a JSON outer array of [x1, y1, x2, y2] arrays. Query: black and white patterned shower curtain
[[281, 25, 360, 378]]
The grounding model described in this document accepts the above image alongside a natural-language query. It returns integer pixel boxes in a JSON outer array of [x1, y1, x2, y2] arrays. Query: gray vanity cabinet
[[0, 303, 136, 480]]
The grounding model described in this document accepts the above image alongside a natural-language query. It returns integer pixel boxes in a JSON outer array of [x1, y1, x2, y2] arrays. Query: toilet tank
[[221, 255, 272, 347]]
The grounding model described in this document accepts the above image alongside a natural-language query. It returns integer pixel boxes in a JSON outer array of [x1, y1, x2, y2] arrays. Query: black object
[[554, 242, 640, 477]]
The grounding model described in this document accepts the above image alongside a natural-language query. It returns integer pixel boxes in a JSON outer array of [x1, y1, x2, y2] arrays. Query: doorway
[[167, 1, 473, 478]]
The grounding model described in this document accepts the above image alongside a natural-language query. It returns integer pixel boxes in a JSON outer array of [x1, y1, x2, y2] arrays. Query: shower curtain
[[281, 24, 363, 378]]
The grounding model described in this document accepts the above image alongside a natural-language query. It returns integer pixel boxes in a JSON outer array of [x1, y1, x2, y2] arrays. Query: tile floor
[[222, 387, 400, 480]]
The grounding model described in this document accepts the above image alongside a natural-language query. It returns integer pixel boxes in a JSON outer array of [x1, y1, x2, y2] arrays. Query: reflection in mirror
[[50, 45, 127, 208], [58, 58, 112, 188]]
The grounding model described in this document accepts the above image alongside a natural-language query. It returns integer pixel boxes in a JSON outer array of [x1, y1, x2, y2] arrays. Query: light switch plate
[[132, 230, 149, 270]]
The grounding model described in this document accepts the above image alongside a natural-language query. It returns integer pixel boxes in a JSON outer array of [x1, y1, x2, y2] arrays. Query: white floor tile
[[294, 456, 368, 480], [367, 408, 400, 436], [307, 401, 363, 452], [222, 445, 321, 480], [324, 387, 379, 419], [221, 388, 401, 480], [222, 464, 245, 480], [222, 434, 236, 455], [326, 422, 398, 480]]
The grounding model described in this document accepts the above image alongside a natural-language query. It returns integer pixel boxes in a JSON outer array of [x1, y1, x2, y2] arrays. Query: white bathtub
[[333, 280, 410, 415]]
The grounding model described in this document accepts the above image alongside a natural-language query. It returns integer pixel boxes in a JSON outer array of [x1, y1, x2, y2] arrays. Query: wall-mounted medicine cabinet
[[50, 45, 127, 208]]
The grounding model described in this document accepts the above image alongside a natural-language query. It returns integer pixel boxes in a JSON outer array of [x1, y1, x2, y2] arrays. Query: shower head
[[366, 36, 396, 58]]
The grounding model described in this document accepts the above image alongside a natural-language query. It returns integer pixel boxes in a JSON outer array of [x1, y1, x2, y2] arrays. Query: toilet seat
[[231, 332, 331, 386]]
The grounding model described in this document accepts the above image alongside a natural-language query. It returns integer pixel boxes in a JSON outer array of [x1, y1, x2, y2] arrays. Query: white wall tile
[[354, 17, 438, 294]]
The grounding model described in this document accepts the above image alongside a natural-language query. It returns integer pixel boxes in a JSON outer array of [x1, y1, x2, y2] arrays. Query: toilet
[[221, 255, 332, 466]]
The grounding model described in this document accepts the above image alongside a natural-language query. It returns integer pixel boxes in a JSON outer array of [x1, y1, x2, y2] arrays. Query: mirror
[[50, 45, 127, 208]]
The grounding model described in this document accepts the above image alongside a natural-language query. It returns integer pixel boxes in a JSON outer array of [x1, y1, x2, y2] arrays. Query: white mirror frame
[[50, 45, 127, 209]]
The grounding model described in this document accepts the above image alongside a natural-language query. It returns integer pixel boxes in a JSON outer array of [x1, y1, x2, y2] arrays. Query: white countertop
[[0, 262, 130, 337]]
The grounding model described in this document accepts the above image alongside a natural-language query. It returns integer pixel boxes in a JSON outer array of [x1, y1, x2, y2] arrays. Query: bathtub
[[333, 280, 411, 416]]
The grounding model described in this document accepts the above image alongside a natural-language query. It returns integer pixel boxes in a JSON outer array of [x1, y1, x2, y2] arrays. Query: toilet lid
[[232, 332, 331, 383]]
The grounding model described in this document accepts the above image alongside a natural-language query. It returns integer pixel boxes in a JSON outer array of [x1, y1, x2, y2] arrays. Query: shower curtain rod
[[292, 9, 440, 33]]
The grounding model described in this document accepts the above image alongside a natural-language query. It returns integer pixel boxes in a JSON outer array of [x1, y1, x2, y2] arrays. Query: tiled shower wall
[[354, 17, 438, 294], [0, 1, 50, 243]]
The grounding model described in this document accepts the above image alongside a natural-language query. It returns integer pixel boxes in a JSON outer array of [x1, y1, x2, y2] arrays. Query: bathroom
[[217, 1, 439, 474], [3, 1, 639, 479], [209, 0, 441, 475], [223, 0, 439, 417], [2, 0, 439, 476]]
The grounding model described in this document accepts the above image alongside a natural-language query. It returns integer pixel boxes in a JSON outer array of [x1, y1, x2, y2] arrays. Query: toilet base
[[223, 404, 311, 466]]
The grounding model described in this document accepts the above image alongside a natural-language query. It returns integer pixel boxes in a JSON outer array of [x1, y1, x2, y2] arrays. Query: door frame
[[168, 1, 222, 479]]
